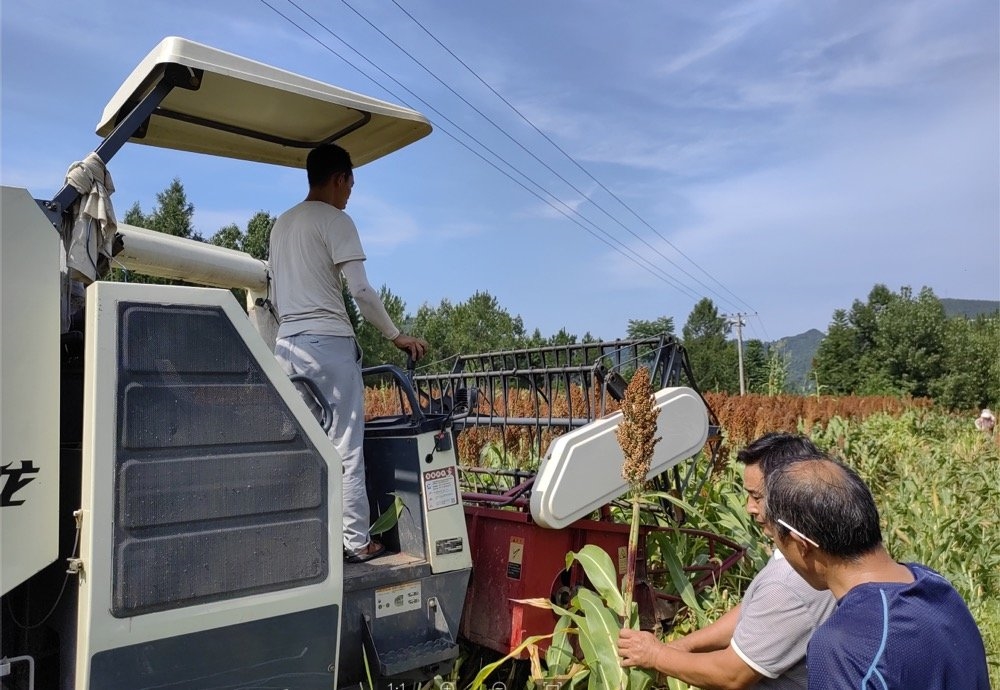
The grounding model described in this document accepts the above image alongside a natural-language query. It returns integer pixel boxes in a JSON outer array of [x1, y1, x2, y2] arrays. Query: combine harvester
[[0, 38, 742, 689]]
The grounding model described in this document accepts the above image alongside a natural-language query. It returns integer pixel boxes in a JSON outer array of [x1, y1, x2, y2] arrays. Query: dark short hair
[[306, 144, 353, 187], [766, 456, 882, 559], [736, 432, 822, 478]]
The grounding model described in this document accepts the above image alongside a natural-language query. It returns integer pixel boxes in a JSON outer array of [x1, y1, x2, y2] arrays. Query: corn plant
[[466, 545, 654, 690]]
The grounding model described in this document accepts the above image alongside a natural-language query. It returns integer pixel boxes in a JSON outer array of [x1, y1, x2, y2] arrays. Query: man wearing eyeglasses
[[765, 456, 989, 689], [618, 433, 835, 688]]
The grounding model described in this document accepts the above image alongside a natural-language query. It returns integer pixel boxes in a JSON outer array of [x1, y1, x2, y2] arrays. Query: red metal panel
[[460, 505, 747, 656], [461, 505, 632, 656]]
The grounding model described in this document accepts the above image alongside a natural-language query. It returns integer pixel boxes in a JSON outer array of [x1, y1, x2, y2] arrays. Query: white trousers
[[275, 333, 371, 553]]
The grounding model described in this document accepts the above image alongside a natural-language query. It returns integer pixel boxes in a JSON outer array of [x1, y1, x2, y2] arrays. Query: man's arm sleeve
[[729, 580, 819, 678], [341, 260, 400, 341]]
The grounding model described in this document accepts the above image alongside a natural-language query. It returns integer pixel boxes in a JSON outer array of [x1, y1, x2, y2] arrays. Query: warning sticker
[[375, 580, 422, 619], [507, 537, 525, 580], [618, 546, 628, 575], [423, 466, 458, 511]]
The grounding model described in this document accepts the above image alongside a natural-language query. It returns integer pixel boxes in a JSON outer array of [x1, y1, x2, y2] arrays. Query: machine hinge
[[67, 509, 84, 578], [66, 558, 84, 578]]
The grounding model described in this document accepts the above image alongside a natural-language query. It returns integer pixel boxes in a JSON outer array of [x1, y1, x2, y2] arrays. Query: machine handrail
[[362, 364, 425, 426]]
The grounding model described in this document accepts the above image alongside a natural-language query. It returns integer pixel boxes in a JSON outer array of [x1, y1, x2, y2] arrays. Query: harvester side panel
[[0, 187, 61, 594], [75, 282, 345, 689]]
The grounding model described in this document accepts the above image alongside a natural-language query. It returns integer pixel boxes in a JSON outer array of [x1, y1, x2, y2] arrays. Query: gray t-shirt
[[269, 200, 366, 339], [730, 550, 836, 689]]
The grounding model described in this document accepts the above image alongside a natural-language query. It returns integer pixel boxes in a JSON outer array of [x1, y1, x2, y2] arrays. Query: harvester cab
[[1, 37, 467, 690]]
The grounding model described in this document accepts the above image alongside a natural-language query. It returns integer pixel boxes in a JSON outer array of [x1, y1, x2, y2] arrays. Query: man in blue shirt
[[764, 456, 989, 689]]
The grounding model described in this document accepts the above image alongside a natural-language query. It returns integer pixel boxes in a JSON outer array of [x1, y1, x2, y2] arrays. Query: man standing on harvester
[[269, 143, 428, 563]]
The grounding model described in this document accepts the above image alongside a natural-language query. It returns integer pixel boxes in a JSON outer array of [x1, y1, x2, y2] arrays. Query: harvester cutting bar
[[410, 336, 721, 518], [414, 335, 704, 434]]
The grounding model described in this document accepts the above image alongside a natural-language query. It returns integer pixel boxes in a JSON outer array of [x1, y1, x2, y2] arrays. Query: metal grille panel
[[112, 303, 328, 616]]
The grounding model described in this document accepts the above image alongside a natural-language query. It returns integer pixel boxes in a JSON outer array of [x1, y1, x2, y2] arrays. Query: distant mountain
[[769, 329, 825, 393], [764, 299, 998, 393], [940, 298, 1000, 319]]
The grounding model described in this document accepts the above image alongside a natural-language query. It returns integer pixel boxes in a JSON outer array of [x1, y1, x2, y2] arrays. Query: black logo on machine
[[1, 460, 39, 506]]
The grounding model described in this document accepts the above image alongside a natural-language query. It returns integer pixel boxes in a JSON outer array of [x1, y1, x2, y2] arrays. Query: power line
[[334, 0, 747, 312], [257, 0, 703, 301], [387, 0, 757, 316]]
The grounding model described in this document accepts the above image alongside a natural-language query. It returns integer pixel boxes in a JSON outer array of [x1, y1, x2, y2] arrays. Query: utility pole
[[728, 313, 747, 395]]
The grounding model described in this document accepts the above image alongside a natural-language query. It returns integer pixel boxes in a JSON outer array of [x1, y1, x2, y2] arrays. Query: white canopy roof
[[96, 36, 432, 168]]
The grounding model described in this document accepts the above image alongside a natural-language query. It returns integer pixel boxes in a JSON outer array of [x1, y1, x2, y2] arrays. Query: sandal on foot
[[344, 541, 386, 563]]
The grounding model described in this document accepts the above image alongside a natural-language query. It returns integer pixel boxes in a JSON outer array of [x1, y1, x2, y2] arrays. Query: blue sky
[[2, 0, 998, 343]]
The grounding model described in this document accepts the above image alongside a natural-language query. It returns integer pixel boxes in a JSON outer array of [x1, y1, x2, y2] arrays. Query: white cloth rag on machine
[[63, 152, 118, 283], [60, 152, 118, 331]]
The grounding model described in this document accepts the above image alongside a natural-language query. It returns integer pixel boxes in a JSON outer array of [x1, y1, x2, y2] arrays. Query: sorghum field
[[365, 387, 999, 688]]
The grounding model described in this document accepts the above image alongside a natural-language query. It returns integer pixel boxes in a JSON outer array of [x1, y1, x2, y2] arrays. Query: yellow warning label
[[507, 537, 525, 579]]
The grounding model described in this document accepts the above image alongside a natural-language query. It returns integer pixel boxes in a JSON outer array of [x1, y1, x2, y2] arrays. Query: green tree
[[208, 211, 274, 259], [813, 309, 862, 394], [873, 286, 946, 397], [850, 283, 898, 357], [208, 212, 276, 308], [681, 298, 738, 392], [682, 299, 727, 341], [626, 316, 675, 339], [243, 211, 275, 260], [112, 180, 198, 284], [548, 327, 577, 346], [122, 201, 147, 227], [930, 314, 1000, 410], [525, 328, 548, 349], [211, 223, 242, 251], [410, 291, 527, 369], [812, 284, 996, 409], [148, 178, 200, 240], [743, 339, 768, 394]]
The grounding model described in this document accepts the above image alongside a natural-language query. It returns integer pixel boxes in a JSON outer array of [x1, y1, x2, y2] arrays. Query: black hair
[[766, 456, 883, 559], [306, 144, 353, 188], [736, 432, 822, 479]]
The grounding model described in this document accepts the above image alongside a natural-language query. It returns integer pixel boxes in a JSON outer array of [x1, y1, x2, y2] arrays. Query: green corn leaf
[[546, 614, 576, 677], [567, 545, 626, 617], [467, 632, 556, 690], [647, 491, 704, 522], [568, 668, 591, 689], [628, 666, 654, 690], [370, 493, 404, 536], [574, 588, 625, 690], [362, 645, 374, 690], [660, 540, 703, 622]]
